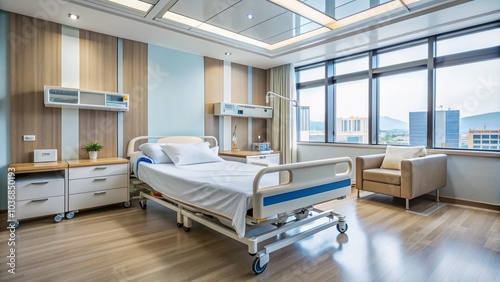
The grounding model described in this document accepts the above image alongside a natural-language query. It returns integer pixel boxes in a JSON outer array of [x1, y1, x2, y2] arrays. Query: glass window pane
[[437, 28, 500, 57], [435, 59, 500, 150], [335, 79, 369, 143], [335, 55, 368, 75], [377, 44, 427, 67], [378, 70, 428, 145], [296, 64, 325, 82], [298, 86, 325, 142]]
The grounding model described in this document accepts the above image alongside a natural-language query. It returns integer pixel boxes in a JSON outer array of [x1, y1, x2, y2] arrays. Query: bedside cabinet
[[219, 150, 280, 166], [66, 157, 130, 218], [9, 161, 68, 228]]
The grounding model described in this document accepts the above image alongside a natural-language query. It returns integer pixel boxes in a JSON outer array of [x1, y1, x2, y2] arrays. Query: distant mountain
[[460, 112, 500, 133], [380, 116, 408, 131]]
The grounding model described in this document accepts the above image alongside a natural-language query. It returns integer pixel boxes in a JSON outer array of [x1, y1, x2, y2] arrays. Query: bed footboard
[[252, 157, 352, 219]]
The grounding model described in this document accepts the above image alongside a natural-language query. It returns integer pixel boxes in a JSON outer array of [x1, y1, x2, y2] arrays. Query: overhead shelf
[[44, 86, 129, 111]]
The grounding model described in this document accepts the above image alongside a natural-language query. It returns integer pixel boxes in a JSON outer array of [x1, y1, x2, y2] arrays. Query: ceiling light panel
[[169, 0, 240, 22], [206, 0, 286, 34], [270, 0, 336, 25], [302, 0, 393, 20], [241, 12, 321, 44]]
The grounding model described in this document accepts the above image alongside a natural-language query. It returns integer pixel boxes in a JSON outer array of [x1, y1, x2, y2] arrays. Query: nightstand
[[219, 150, 280, 166], [8, 161, 67, 228], [66, 157, 130, 219]]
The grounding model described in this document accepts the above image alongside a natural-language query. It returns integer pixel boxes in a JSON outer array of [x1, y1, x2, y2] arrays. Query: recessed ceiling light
[[68, 13, 79, 20], [225, 52, 232, 56], [246, 14, 254, 20]]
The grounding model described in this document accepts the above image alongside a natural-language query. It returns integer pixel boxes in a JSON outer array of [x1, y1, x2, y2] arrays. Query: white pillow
[[161, 142, 223, 166], [381, 145, 423, 170], [138, 143, 172, 164]]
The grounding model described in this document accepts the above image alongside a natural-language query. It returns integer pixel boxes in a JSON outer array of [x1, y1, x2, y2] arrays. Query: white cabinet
[[9, 162, 68, 228], [67, 158, 130, 216], [219, 151, 280, 166]]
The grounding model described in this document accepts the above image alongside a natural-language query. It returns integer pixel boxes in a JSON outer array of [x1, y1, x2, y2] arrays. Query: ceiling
[[1, 0, 499, 69]]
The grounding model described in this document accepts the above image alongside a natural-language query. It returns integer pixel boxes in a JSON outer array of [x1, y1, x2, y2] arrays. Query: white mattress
[[137, 161, 278, 237]]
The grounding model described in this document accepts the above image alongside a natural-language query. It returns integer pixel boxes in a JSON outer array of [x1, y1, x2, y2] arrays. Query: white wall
[[298, 144, 500, 206], [148, 44, 204, 136], [0, 11, 10, 210]]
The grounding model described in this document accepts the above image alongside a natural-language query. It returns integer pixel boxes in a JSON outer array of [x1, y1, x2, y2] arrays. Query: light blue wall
[[147, 44, 204, 136], [0, 11, 10, 210]]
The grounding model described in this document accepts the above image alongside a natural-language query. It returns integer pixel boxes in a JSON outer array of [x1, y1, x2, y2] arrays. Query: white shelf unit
[[44, 85, 129, 111]]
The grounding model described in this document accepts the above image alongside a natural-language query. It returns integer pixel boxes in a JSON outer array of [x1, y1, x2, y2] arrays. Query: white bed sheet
[[137, 160, 278, 237]]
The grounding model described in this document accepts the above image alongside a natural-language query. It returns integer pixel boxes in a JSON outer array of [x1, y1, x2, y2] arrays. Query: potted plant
[[82, 141, 103, 160]]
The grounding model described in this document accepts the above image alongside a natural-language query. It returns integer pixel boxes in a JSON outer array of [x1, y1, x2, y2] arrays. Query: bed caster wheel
[[252, 257, 268, 274], [184, 227, 191, 232], [177, 223, 183, 228], [54, 213, 64, 223], [139, 201, 147, 209], [336, 223, 348, 233], [66, 211, 75, 219], [122, 201, 131, 208], [8, 220, 19, 229]]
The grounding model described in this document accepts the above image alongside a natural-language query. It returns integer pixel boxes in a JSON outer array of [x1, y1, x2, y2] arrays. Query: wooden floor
[[1, 190, 499, 282]]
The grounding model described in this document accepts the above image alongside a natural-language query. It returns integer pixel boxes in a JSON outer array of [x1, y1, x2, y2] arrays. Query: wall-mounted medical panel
[[44, 85, 129, 111], [214, 102, 272, 119]]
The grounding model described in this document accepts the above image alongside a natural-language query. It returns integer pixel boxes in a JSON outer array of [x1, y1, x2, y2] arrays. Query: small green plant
[[82, 142, 103, 152]]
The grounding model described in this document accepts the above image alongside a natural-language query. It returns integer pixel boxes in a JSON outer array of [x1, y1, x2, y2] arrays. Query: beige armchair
[[356, 153, 447, 209]]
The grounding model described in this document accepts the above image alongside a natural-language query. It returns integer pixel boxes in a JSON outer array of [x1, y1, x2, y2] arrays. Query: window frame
[[295, 21, 500, 152]]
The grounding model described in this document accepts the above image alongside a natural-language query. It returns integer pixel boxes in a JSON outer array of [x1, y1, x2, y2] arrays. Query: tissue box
[[34, 149, 57, 162]]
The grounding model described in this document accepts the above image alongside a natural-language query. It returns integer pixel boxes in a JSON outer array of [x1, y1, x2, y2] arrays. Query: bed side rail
[[252, 157, 353, 219]]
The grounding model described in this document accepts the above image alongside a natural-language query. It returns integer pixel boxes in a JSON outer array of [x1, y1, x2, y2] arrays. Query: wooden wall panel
[[79, 30, 118, 159], [10, 14, 61, 163], [123, 39, 148, 156], [231, 63, 249, 150], [204, 57, 223, 139], [252, 67, 269, 144]]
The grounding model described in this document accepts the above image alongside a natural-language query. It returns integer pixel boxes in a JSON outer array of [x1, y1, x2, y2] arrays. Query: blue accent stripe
[[263, 179, 351, 206]]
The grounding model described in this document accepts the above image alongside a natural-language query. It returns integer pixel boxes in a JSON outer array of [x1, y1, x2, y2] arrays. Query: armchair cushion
[[381, 145, 426, 170], [363, 168, 401, 185]]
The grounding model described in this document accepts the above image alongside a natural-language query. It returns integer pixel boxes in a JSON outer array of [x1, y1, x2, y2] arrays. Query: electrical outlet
[[23, 135, 35, 141]]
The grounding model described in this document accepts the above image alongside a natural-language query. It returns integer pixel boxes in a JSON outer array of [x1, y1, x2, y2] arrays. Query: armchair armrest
[[401, 154, 447, 199], [356, 154, 385, 190]]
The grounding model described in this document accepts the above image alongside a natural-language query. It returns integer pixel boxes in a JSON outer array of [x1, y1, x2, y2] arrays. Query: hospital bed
[[127, 136, 352, 274]]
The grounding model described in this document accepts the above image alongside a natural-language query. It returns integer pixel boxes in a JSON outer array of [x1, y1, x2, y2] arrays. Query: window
[[335, 55, 368, 75], [435, 59, 500, 149], [297, 86, 325, 142], [436, 28, 500, 56], [335, 79, 369, 143], [378, 70, 427, 145], [377, 43, 427, 67], [296, 23, 499, 152]]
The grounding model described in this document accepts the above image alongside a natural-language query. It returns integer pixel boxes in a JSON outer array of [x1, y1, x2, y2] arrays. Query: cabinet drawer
[[69, 164, 128, 179], [16, 178, 64, 201], [246, 154, 280, 166], [69, 174, 127, 194], [15, 196, 64, 220], [68, 187, 128, 211]]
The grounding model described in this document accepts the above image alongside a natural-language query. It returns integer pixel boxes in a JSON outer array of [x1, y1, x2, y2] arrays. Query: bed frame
[[128, 136, 352, 274]]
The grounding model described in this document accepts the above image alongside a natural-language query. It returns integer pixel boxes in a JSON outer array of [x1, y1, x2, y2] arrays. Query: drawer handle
[[94, 166, 107, 170], [31, 181, 49, 185], [259, 156, 266, 159], [31, 198, 49, 202], [94, 191, 107, 195], [94, 178, 107, 181]]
